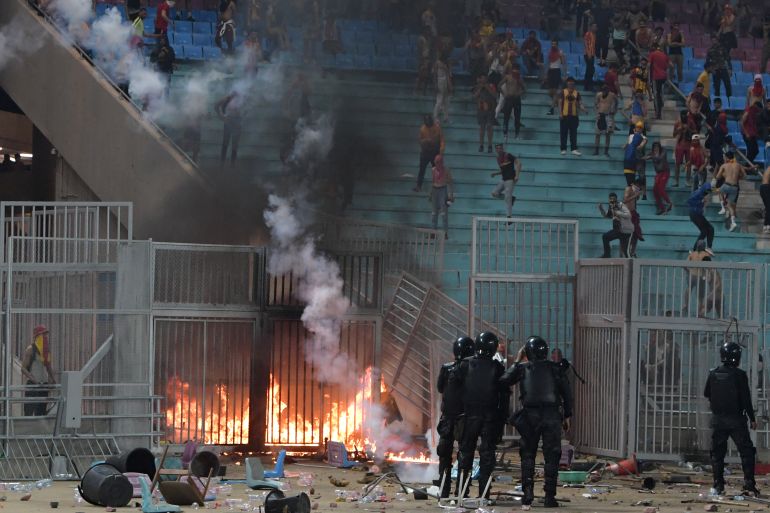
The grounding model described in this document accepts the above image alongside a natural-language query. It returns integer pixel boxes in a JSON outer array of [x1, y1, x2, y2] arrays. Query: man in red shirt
[[648, 43, 671, 120], [688, 134, 707, 189], [604, 62, 621, 98], [584, 23, 597, 92], [155, 0, 175, 35], [742, 101, 762, 163]]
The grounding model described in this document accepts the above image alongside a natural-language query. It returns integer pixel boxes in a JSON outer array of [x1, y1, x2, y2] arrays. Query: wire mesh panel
[[153, 244, 262, 309], [154, 318, 254, 445], [576, 260, 631, 320], [633, 328, 758, 461], [472, 217, 578, 276], [265, 319, 377, 448], [632, 260, 761, 322]]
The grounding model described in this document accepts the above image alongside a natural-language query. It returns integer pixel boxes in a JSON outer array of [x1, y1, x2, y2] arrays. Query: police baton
[[560, 359, 587, 385]]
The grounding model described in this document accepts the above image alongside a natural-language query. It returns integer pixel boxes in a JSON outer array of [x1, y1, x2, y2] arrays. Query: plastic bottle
[[35, 479, 53, 489]]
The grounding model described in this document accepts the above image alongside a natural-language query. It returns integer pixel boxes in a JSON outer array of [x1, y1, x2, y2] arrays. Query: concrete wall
[[0, 0, 215, 239]]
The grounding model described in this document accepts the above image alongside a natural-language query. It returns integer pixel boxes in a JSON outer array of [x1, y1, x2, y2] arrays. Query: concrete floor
[[4, 459, 770, 512]]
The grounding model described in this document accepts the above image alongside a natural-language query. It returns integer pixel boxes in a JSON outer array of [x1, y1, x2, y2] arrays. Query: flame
[[165, 376, 249, 445]]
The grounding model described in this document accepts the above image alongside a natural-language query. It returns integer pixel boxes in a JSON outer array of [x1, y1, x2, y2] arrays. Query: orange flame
[[165, 377, 249, 445]]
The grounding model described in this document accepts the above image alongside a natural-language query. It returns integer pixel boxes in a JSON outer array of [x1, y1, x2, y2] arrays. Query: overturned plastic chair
[[325, 441, 360, 469], [139, 475, 180, 513], [245, 458, 283, 490], [263, 450, 286, 479]]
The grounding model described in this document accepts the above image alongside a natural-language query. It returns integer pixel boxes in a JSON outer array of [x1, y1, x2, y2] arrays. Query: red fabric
[[604, 69, 619, 94], [675, 142, 689, 166], [548, 47, 561, 63], [718, 112, 728, 133], [155, 2, 170, 32], [653, 172, 671, 211], [743, 104, 760, 137], [648, 50, 669, 80], [689, 145, 705, 168]]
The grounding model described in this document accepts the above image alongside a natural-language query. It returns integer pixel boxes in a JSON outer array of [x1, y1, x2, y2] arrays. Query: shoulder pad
[[442, 362, 456, 370]]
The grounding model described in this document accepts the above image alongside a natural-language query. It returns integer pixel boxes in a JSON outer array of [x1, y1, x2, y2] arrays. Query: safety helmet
[[720, 341, 742, 367], [453, 336, 475, 360], [635, 121, 644, 129], [525, 336, 549, 361], [475, 332, 499, 358]]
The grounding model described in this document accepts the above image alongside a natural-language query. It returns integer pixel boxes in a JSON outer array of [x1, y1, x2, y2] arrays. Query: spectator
[[520, 31, 543, 79], [645, 141, 674, 214], [625, 91, 647, 134], [604, 62, 621, 98], [598, 192, 633, 258], [176, 0, 195, 21], [683, 243, 721, 317], [592, 0, 613, 67], [649, 0, 666, 23], [629, 57, 649, 100], [634, 20, 653, 57], [702, 0, 721, 33], [466, 33, 486, 80], [735, 0, 751, 37], [696, 65, 712, 111], [498, 67, 526, 139], [474, 74, 497, 153], [611, 11, 629, 70], [127, 0, 141, 19], [761, 166, 770, 233], [575, 0, 592, 38], [648, 43, 671, 119], [667, 22, 686, 83], [243, 31, 264, 75], [151, 35, 175, 89], [687, 83, 707, 132], [708, 107, 729, 172], [154, 0, 174, 36], [302, 0, 321, 63], [759, 98, 770, 148], [558, 77, 588, 156], [216, 0, 238, 55], [422, 2, 438, 37], [626, 2, 648, 66], [624, 176, 645, 257], [542, 0, 562, 40], [215, 91, 242, 167], [741, 101, 762, 163], [429, 155, 453, 239], [432, 58, 453, 125], [715, 151, 754, 232], [674, 110, 696, 187], [623, 121, 647, 185], [22, 325, 55, 416], [545, 40, 566, 116], [705, 34, 731, 100], [594, 83, 617, 156], [689, 134, 708, 189], [131, 8, 157, 40], [762, 16, 770, 74], [652, 26, 666, 51], [747, 75, 766, 109], [490, 143, 521, 219], [265, 1, 289, 52], [321, 13, 343, 56], [246, 0, 264, 34], [415, 27, 433, 95], [718, 3, 737, 52], [414, 114, 444, 193], [584, 23, 597, 92], [181, 113, 202, 163], [687, 180, 715, 252]]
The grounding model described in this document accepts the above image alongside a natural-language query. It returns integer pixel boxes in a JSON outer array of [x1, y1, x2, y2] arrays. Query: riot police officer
[[436, 336, 475, 498], [704, 341, 760, 497], [500, 336, 572, 508], [456, 332, 506, 499]]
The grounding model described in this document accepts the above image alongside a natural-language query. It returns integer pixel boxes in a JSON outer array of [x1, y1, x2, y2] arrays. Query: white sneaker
[[560, 150, 567, 155], [572, 149, 582, 156], [718, 207, 726, 215], [729, 221, 738, 232]]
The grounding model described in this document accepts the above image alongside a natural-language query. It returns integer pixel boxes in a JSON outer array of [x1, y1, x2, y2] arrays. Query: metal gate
[[469, 217, 578, 355]]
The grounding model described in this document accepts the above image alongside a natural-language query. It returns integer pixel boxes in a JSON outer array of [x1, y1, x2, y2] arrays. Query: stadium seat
[[355, 31, 376, 45], [356, 43, 375, 56], [377, 43, 394, 56], [373, 55, 391, 69], [354, 55, 373, 69], [192, 33, 212, 46], [392, 33, 410, 47], [390, 56, 407, 71], [175, 21, 193, 33], [95, 3, 109, 16], [375, 34, 393, 48], [192, 22, 212, 34], [171, 44, 184, 58], [183, 45, 203, 60], [192, 10, 217, 23], [202, 46, 222, 59], [173, 32, 192, 45], [394, 44, 411, 57], [336, 54, 354, 68]]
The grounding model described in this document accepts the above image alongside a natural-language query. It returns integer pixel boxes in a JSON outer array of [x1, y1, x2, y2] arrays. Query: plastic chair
[[202, 46, 222, 59], [193, 10, 217, 23], [175, 21, 193, 33], [184, 45, 204, 60], [325, 441, 360, 469], [139, 475, 181, 513], [192, 33, 212, 46], [173, 32, 192, 45], [356, 43, 375, 56], [376, 43, 394, 57], [263, 450, 286, 478], [245, 458, 284, 490], [192, 22, 212, 34]]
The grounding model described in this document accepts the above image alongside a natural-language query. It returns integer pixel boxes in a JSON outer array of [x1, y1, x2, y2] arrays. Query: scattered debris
[[643, 507, 657, 513], [703, 505, 718, 512], [20, 494, 31, 501], [329, 476, 349, 487]]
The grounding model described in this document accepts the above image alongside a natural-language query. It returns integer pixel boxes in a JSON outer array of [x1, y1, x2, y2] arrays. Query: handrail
[[80, 334, 113, 379], [22, 0, 200, 170]]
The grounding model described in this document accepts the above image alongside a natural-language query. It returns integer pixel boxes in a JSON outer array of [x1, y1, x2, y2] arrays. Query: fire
[[165, 377, 249, 445], [384, 451, 435, 464]]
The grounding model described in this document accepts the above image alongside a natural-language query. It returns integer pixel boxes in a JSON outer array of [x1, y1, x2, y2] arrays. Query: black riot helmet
[[525, 336, 549, 361], [453, 336, 475, 360], [720, 341, 742, 367], [475, 332, 499, 358]]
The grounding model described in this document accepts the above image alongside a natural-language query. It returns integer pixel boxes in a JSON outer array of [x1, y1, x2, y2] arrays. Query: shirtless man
[[714, 152, 756, 232], [683, 243, 723, 318], [594, 83, 617, 156], [216, 0, 237, 54], [624, 176, 644, 257], [686, 83, 706, 132]]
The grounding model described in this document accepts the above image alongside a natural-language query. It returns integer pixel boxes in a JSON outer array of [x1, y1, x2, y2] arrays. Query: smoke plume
[[0, 18, 44, 71]]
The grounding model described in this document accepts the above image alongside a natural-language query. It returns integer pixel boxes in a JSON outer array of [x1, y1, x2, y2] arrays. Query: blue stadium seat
[[450, 47, 466, 62], [171, 44, 184, 58], [375, 34, 392, 47], [682, 47, 694, 60], [336, 54, 354, 68], [192, 22, 212, 34], [355, 31, 376, 44], [202, 46, 222, 59], [340, 29, 355, 45], [192, 10, 217, 23], [377, 43, 394, 56], [358, 20, 377, 31], [405, 56, 417, 70], [683, 69, 701, 82], [570, 41, 584, 54], [726, 96, 743, 109], [173, 32, 192, 45], [175, 21, 193, 33], [373, 55, 391, 69], [392, 33, 410, 47], [356, 43, 375, 56], [390, 56, 407, 71], [408, 34, 419, 46], [183, 45, 203, 60], [95, 3, 108, 16], [192, 33, 212, 46], [354, 55, 373, 69], [287, 27, 302, 44], [319, 54, 336, 67], [394, 44, 411, 57]]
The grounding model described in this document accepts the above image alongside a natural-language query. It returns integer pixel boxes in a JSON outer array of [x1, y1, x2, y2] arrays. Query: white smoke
[[0, 18, 44, 71], [49, 0, 92, 40], [289, 114, 335, 165]]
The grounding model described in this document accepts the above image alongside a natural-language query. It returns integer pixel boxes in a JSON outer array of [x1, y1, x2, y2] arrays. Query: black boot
[[712, 458, 725, 495], [477, 474, 491, 499], [742, 452, 760, 496], [521, 479, 534, 506], [439, 468, 452, 498], [543, 495, 560, 507]]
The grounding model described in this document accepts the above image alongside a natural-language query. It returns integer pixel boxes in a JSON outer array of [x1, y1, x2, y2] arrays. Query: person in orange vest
[[558, 77, 588, 156], [21, 325, 55, 416]]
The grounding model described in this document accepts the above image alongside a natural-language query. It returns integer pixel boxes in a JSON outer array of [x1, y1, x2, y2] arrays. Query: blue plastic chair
[[175, 21, 193, 33], [391, 33, 410, 47], [193, 10, 217, 23], [192, 33, 212, 46], [373, 55, 391, 69], [139, 475, 180, 513], [263, 450, 286, 479], [356, 43, 375, 56], [202, 46, 222, 59], [173, 32, 192, 45], [355, 31, 375, 45], [336, 54, 354, 69], [354, 54, 373, 69], [171, 44, 184, 59], [192, 22, 211, 34], [245, 458, 284, 490], [394, 44, 411, 57], [377, 43, 394, 56], [95, 3, 109, 17], [390, 56, 406, 71]]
